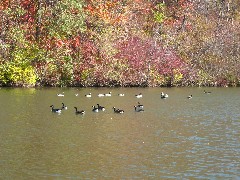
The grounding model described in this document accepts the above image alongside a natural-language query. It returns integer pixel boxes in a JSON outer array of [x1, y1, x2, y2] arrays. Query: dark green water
[[0, 87, 239, 179]]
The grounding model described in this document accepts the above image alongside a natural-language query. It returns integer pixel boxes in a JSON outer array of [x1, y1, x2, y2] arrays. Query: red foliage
[[71, 36, 81, 49], [115, 36, 187, 77], [80, 39, 99, 66], [20, 0, 36, 23]]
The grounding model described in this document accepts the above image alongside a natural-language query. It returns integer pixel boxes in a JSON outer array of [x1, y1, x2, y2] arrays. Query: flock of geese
[[51, 90, 212, 114]]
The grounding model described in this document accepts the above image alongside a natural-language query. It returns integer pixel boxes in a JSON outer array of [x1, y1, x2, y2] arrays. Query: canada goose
[[74, 107, 85, 114], [187, 95, 193, 99], [134, 106, 144, 112], [97, 104, 105, 111], [113, 107, 124, 114], [92, 106, 99, 112], [61, 103, 67, 110], [135, 93, 143, 98], [50, 105, 62, 113], [118, 93, 125, 96], [161, 92, 168, 99], [204, 90, 211, 94], [137, 102, 144, 109], [85, 93, 92, 97]]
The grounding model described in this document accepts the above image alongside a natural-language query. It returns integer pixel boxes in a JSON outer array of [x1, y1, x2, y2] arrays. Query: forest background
[[0, 0, 239, 87]]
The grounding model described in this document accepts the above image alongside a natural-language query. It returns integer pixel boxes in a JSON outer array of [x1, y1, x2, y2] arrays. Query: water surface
[[0, 87, 239, 179]]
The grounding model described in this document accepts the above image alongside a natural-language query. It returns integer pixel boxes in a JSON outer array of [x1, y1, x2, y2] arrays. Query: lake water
[[0, 87, 239, 179]]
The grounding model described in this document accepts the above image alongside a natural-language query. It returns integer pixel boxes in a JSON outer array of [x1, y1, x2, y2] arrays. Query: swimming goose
[[61, 103, 67, 110], [92, 106, 99, 112], [204, 90, 211, 94], [112, 107, 124, 114], [135, 93, 143, 98], [104, 92, 112, 96], [161, 92, 168, 99], [74, 107, 85, 115], [50, 105, 62, 113], [118, 93, 125, 96], [187, 95, 193, 99], [85, 93, 92, 97], [134, 106, 144, 112], [137, 102, 144, 109], [97, 104, 105, 111]]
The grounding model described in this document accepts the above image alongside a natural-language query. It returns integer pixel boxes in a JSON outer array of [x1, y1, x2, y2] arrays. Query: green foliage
[[3, 6, 25, 21], [154, 12, 166, 23], [49, 0, 86, 37], [196, 70, 214, 86], [0, 61, 36, 87], [59, 56, 74, 87], [172, 69, 183, 85], [153, 3, 166, 24], [42, 57, 75, 87], [0, 39, 44, 87], [148, 69, 165, 86]]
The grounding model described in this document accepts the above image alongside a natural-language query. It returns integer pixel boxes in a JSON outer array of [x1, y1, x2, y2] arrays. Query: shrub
[[0, 61, 36, 87]]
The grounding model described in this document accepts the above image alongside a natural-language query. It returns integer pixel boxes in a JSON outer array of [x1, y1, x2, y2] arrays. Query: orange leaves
[[55, 39, 64, 48], [85, 0, 158, 29], [70, 8, 80, 15], [0, 0, 10, 10], [85, 1, 129, 25], [43, 36, 82, 53], [71, 36, 81, 49], [20, 0, 32, 8]]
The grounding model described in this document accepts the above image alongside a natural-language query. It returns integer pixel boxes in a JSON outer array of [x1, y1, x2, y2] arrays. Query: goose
[[97, 104, 105, 111], [161, 95, 167, 99], [134, 106, 144, 112], [92, 106, 99, 112], [161, 92, 168, 99], [137, 102, 144, 109], [187, 95, 193, 99], [104, 92, 112, 96], [161, 92, 164, 96], [204, 90, 211, 94], [135, 93, 143, 98], [75, 93, 79, 96], [61, 103, 67, 110], [50, 105, 62, 113], [113, 107, 124, 114], [98, 93, 105, 97], [85, 93, 92, 97], [118, 93, 125, 96], [74, 107, 85, 115], [57, 92, 64, 97]]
